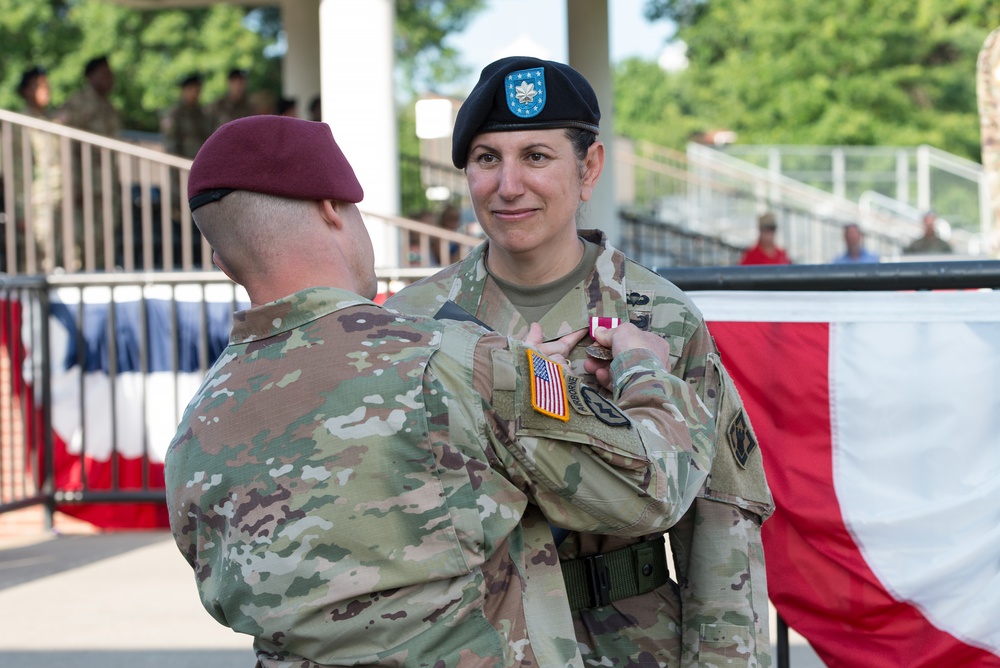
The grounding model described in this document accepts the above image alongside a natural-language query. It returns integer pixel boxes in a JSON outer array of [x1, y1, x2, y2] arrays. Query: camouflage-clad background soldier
[[165, 116, 720, 668], [57, 55, 123, 139], [387, 56, 774, 668], [5, 66, 63, 272], [55, 55, 123, 269], [206, 68, 253, 130], [161, 73, 213, 159]]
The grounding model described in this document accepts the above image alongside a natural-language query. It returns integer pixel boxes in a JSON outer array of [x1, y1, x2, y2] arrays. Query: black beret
[[188, 116, 363, 212], [452, 56, 600, 169], [84, 56, 109, 77], [18, 66, 47, 95], [179, 73, 203, 87]]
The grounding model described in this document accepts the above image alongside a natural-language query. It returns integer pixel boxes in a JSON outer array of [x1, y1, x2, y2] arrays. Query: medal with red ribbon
[[586, 316, 620, 360]]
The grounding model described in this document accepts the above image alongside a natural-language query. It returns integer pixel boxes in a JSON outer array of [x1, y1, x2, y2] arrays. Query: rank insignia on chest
[[527, 349, 569, 421], [727, 409, 758, 468]]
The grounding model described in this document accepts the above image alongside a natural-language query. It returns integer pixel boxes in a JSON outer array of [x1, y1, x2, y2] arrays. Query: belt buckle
[[584, 553, 612, 608]]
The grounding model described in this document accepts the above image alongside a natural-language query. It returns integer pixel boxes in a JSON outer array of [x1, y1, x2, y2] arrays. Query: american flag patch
[[527, 349, 569, 421], [589, 316, 621, 339]]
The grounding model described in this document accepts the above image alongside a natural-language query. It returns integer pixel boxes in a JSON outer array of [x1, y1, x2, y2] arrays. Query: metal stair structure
[[615, 139, 989, 266]]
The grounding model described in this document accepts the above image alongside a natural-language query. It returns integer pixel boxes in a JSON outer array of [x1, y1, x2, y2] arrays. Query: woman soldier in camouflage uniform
[[387, 57, 774, 668]]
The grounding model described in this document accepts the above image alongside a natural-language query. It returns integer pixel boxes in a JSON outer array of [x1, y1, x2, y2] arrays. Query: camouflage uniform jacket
[[386, 230, 775, 668], [165, 286, 718, 668], [57, 85, 122, 137], [207, 95, 253, 130], [162, 102, 213, 159]]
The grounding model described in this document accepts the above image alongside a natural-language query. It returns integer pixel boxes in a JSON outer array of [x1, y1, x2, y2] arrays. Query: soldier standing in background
[[57, 55, 122, 138], [56, 55, 123, 270], [207, 68, 252, 130], [162, 73, 213, 159], [166, 115, 718, 667], [17, 66, 63, 271]]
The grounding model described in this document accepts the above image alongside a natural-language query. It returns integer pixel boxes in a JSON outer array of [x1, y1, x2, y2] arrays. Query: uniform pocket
[[698, 622, 753, 667]]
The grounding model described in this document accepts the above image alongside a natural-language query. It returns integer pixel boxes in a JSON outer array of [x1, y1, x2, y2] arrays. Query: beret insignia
[[506, 67, 546, 118]]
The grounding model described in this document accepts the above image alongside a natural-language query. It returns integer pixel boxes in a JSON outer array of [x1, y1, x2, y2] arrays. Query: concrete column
[[281, 0, 321, 119], [319, 0, 400, 269], [567, 0, 618, 244]]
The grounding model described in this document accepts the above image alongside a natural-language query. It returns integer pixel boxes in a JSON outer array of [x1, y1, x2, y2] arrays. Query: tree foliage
[[0, 0, 485, 132], [0, 0, 279, 132], [395, 0, 486, 96], [620, 0, 1000, 160]]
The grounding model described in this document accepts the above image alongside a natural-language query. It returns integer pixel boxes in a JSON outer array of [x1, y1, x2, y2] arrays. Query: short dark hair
[[18, 66, 47, 96], [227, 68, 247, 80], [564, 128, 597, 162], [84, 56, 109, 77]]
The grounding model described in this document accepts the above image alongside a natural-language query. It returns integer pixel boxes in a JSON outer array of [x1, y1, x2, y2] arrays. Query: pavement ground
[[0, 508, 826, 668]]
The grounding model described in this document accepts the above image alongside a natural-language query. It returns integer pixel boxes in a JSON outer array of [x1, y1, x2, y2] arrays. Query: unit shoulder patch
[[565, 376, 593, 416], [727, 409, 758, 468], [579, 384, 631, 428]]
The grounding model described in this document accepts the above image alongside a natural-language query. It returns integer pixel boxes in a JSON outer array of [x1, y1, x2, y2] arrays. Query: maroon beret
[[188, 116, 363, 211]]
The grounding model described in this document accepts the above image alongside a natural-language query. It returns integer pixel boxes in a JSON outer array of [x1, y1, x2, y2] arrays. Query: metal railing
[[0, 110, 483, 279], [3, 263, 1000, 668], [723, 143, 992, 244]]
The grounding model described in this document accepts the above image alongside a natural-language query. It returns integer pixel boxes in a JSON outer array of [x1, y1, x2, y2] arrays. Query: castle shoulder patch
[[727, 409, 758, 468]]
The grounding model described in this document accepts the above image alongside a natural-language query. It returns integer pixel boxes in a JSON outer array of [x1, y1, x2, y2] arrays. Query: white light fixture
[[425, 186, 452, 201]]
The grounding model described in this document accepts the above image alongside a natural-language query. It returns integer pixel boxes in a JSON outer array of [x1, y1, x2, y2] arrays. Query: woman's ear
[[579, 141, 605, 202]]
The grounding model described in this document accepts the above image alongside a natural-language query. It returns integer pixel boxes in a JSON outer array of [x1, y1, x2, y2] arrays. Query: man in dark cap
[[207, 68, 253, 130], [16, 65, 63, 271], [166, 115, 720, 667], [162, 73, 212, 159], [387, 56, 774, 668], [56, 55, 122, 269], [57, 55, 122, 138]]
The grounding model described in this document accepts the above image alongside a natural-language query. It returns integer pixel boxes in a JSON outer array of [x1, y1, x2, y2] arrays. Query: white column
[[281, 0, 321, 118], [567, 0, 618, 244], [319, 0, 400, 270]]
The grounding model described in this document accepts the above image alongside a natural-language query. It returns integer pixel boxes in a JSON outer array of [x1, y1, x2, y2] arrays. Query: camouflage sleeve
[[672, 327, 774, 667], [472, 334, 717, 537]]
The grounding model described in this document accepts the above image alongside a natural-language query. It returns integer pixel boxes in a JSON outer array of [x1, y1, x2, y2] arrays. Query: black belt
[[560, 535, 670, 611]]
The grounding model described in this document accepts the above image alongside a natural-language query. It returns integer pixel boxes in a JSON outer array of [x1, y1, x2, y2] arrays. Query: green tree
[[0, 0, 278, 132], [622, 0, 1000, 160], [1, 0, 484, 132]]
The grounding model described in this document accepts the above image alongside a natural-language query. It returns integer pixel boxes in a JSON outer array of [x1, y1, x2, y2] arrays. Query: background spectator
[[207, 68, 252, 130], [161, 73, 213, 159], [833, 223, 880, 263], [904, 210, 953, 255], [740, 211, 792, 265]]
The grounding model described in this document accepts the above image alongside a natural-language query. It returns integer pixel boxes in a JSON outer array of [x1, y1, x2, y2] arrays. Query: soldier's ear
[[579, 141, 604, 203], [318, 199, 344, 230], [212, 250, 237, 284]]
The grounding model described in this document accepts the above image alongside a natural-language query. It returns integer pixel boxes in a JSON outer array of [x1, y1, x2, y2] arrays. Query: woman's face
[[465, 128, 602, 261]]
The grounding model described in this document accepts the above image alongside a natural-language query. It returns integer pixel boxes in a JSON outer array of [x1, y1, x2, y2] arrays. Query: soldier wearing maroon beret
[[387, 56, 774, 668], [166, 115, 720, 667]]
